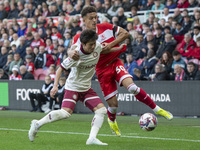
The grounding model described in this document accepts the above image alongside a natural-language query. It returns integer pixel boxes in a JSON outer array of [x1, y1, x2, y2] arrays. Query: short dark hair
[[187, 62, 195, 66], [81, 6, 97, 18], [172, 50, 180, 56], [80, 29, 98, 44]]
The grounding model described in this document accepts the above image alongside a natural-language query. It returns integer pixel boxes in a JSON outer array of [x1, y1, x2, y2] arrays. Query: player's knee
[[127, 83, 140, 95], [95, 107, 107, 115], [60, 109, 71, 118]]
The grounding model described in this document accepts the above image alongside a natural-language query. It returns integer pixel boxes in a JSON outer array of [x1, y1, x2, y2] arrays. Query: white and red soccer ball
[[139, 113, 157, 131]]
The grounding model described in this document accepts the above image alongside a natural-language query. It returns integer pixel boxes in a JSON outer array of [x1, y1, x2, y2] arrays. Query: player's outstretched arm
[[102, 27, 129, 51], [50, 67, 63, 98], [101, 44, 127, 54]]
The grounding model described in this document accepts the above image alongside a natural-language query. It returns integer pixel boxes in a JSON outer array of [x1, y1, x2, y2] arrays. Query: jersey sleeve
[[60, 57, 78, 70], [98, 23, 119, 38]]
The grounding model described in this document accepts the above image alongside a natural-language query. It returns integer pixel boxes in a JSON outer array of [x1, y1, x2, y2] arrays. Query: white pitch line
[[0, 128, 200, 143]]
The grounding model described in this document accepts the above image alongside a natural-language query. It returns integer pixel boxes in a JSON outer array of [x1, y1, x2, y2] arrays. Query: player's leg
[[82, 89, 108, 145], [122, 77, 173, 120], [106, 96, 121, 136], [28, 90, 77, 142], [97, 67, 121, 136]]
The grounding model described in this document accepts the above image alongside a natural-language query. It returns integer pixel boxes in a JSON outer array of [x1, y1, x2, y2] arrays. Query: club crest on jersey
[[93, 52, 98, 58], [100, 34, 106, 41]]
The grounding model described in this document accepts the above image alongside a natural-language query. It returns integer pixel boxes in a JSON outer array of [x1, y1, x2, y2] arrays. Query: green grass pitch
[[0, 111, 200, 150]]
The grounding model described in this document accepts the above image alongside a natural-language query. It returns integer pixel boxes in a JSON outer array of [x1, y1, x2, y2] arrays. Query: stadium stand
[[0, 0, 200, 82]]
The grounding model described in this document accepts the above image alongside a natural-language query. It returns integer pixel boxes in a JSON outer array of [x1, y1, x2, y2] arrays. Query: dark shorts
[[61, 88, 103, 112]]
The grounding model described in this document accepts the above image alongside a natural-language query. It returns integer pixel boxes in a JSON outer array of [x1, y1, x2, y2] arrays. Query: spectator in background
[[161, 7, 171, 22], [189, 37, 200, 59], [133, 17, 142, 32], [116, 7, 127, 29], [144, 31, 157, 52], [27, 3, 35, 18], [9, 53, 22, 75], [0, 68, 8, 79], [94, 0, 105, 13], [173, 22, 186, 44], [31, 32, 46, 49], [71, 19, 82, 37], [177, 0, 190, 8], [64, 32, 72, 48], [132, 33, 147, 59], [165, 0, 177, 9], [178, 33, 196, 58], [9, 65, 22, 80], [19, 65, 34, 80], [16, 36, 27, 59], [171, 51, 186, 71], [56, 45, 66, 66], [3, 54, 13, 74], [29, 75, 53, 112], [173, 8, 183, 23], [0, 46, 8, 68], [51, 4, 59, 16], [50, 76, 66, 110], [151, 64, 168, 81], [141, 0, 154, 10], [174, 64, 185, 81], [17, 22, 27, 37], [133, 68, 148, 80], [139, 47, 158, 77], [0, 4, 8, 20], [26, 32, 34, 47], [107, 0, 121, 17], [151, 0, 165, 12], [57, 22, 65, 36], [128, 6, 138, 19], [156, 33, 177, 59], [124, 54, 139, 80], [160, 51, 173, 74], [154, 27, 164, 48], [51, 26, 62, 40], [188, 0, 199, 8], [34, 45, 47, 69], [7, 4, 19, 19], [11, 33, 20, 48], [48, 64, 56, 81], [182, 15, 192, 33], [183, 62, 200, 80], [193, 26, 200, 42], [25, 22, 36, 35], [23, 54, 35, 74]]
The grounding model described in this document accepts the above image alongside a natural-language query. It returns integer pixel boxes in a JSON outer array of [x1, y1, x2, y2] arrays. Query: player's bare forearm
[[54, 67, 63, 87], [110, 27, 129, 47], [101, 44, 126, 54]]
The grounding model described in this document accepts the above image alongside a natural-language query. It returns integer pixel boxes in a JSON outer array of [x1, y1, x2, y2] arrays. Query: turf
[[0, 111, 200, 150]]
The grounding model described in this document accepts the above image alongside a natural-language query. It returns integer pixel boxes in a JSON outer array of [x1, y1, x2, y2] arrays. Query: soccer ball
[[139, 113, 157, 131]]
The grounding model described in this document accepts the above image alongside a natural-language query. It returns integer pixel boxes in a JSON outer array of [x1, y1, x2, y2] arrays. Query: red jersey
[[51, 32, 62, 40], [9, 74, 22, 80], [73, 23, 126, 70], [25, 62, 35, 74], [31, 39, 46, 49]]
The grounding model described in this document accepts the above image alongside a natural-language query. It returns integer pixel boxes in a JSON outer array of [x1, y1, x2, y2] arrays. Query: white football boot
[[28, 120, 39, 142], [86, 137, 108, 145]]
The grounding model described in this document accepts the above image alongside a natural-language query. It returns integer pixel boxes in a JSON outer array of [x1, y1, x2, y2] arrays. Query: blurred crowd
[[0, 0, 200, 82]]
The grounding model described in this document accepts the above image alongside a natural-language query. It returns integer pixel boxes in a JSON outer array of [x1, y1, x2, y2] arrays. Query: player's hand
[[50, 86, 58, 98], [102, 42, 112, 51], [67, 45, 79, 60]]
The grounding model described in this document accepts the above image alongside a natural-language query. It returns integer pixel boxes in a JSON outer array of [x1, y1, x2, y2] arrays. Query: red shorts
[[61, 88, 103, 112], [96, 58, 132, 101]]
